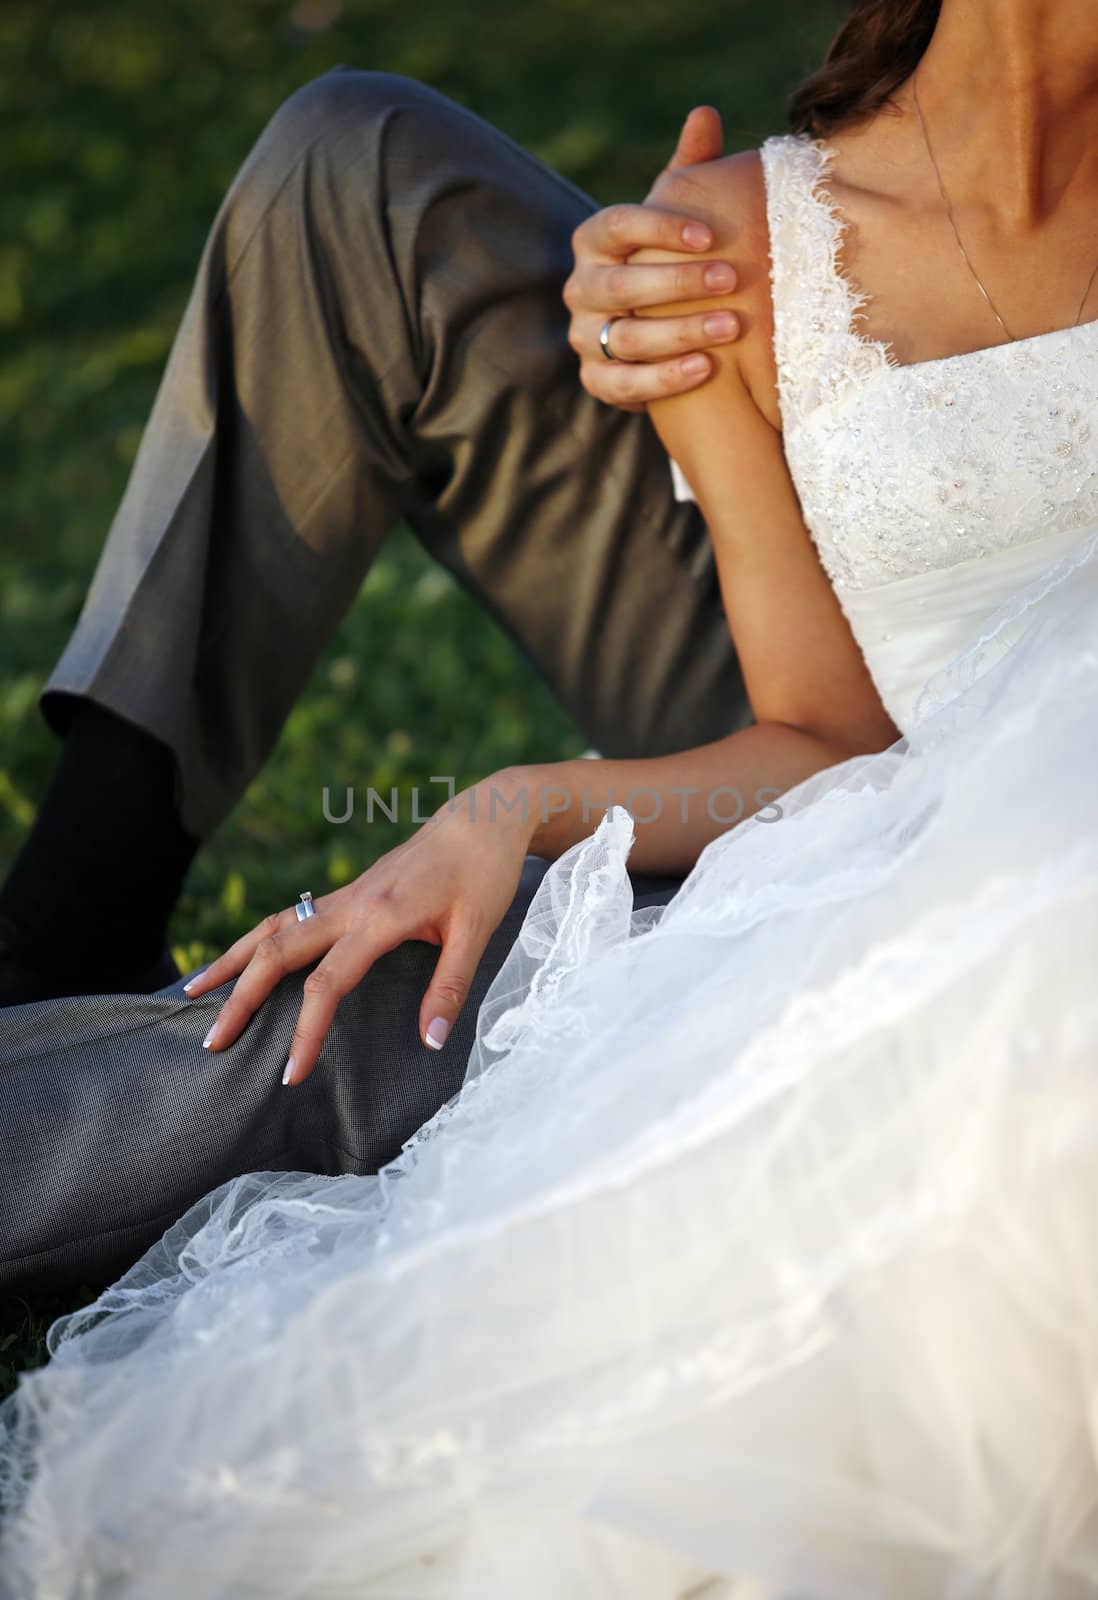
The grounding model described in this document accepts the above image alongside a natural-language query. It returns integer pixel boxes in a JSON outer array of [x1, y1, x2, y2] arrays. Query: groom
[[0, 67, 744, 1294]]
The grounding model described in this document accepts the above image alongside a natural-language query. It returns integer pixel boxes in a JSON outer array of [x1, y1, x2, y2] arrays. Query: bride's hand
[[181, 770, 537, 1087]]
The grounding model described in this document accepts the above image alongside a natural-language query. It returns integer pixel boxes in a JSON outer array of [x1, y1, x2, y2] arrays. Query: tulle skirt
[[3, 529, 1098, 1600]]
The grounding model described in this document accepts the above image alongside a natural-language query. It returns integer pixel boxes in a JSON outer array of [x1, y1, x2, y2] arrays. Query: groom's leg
[[37, 64, 747, 847], [0, 859, 681, 1297], [2, 63, 741, 1000]]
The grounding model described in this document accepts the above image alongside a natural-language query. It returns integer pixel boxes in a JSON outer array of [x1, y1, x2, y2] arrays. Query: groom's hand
[[565, 106, 739, 412]]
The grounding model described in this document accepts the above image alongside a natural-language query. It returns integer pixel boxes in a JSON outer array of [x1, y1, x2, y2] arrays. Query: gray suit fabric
[[2, 66, 747, 1297], [39, 64, 747, 839], [0, 862, 683, 1297]]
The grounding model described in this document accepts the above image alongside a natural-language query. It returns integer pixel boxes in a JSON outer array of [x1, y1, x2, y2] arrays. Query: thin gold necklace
[[911, 68, 1098, 343]]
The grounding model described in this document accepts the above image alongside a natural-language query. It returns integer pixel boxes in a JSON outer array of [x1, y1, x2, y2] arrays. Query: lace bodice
[[763, 133, 1098, 589], [670, 132, 1098, 732]]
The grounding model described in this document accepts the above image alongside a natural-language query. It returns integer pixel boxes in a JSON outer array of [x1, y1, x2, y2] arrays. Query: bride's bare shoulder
[[647, 149, 769, 275], [648, 149, 769, 243]]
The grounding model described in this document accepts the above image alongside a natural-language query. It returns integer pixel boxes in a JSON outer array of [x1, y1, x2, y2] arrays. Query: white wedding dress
[[5, 133, 1098, 1600]]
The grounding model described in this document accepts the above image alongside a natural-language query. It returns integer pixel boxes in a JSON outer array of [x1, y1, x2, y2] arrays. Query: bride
[[4, 0, 1098, 1594]]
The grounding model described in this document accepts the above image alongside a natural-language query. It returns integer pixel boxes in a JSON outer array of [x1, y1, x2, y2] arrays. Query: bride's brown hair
[[790, 0, 942, 137]]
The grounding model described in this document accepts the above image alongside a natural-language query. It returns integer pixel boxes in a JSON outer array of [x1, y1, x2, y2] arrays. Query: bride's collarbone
[[824, 174, 1098, 365]]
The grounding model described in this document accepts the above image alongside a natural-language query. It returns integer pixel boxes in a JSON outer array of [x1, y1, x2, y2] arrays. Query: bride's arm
[[508, 153, 899, 875], [633, 151, 899, 753]]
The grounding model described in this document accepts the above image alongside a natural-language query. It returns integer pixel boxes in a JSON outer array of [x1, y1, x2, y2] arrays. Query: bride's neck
[[906, 0, 1098, 226]]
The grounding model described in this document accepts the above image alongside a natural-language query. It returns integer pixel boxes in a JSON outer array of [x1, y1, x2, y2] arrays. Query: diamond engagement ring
[[295, 891, 317, 922]]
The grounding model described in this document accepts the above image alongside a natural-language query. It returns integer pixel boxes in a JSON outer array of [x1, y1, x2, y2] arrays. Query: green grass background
[[0, 0, 837, 1399]]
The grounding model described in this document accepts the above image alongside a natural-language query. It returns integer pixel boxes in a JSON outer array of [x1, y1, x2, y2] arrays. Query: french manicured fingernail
[[703, 263, 736, 290], [682, 354, 709, 376], [425, 1017, 450, 1050], [203, 1023, 219, 1049], [703, 312, 737, 339], [282, 1056, 296, 1086], [183, 979, 196, 994], [682, 222, 711, 248]]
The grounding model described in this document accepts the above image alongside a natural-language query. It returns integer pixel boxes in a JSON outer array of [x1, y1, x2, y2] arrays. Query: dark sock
[[0, 701, 200, 993]]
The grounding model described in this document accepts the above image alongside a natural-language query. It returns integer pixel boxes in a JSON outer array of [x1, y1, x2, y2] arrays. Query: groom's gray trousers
[[0, 66, 748, 1298]]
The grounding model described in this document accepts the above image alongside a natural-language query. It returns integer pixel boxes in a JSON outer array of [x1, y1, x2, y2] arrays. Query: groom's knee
[[273, 63, 448, 126], [216, 65, 470, 271], [250, 64, 458, 186]]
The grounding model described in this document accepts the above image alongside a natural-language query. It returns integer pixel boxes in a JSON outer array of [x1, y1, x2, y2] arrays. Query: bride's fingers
[[183, 897, 331, 998], [282, 924, 403, 1087], [199, 913, 338, 1052], [417, 913, 491, 1056]]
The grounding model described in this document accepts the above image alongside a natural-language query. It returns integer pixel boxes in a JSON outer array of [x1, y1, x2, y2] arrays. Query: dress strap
[[761, 133, 897, 430]]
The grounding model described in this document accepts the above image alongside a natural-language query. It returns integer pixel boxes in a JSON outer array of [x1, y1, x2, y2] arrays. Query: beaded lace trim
[[760, 132, 1098, 591], [761, 134, 900, 430]]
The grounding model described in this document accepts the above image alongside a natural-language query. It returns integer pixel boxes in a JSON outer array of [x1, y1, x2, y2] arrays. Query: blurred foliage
[[0, 0, 839, 1391]]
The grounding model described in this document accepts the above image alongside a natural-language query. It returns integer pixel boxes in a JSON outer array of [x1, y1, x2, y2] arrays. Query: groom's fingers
[[566, 201, 739, 410], [574, 305, 739, 363], [666, 104, 725, 173], [577, 256, 738, 314], [579, 347, 713, 408], [571, 202, 715, 265]]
